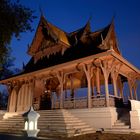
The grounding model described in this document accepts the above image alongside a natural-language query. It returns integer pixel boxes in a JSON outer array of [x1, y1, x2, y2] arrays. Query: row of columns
[[55, 60, 138, 108], [128, 78, 137, 100], [7, 60, 138, 112], [55, 60, 117, 108]]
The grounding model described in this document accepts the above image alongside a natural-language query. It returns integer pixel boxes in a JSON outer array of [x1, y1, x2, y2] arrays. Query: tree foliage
[[0, 0, 36, 78], [0, 47, 22, 80], [0, 0, 36, 65], [0, 89, 8, 109]]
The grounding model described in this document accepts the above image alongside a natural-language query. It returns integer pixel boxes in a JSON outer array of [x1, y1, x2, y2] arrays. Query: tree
[[0, 0, 36, 79], [0, 89, 8, 109], [0, 46, 22, 80], [0, 0, 36, 67]]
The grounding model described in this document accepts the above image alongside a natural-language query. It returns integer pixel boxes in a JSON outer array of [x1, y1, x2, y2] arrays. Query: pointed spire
[[84, 17, 92, 33], [82, 17, 92, 36], [110, 14, 116, 28], [39, 5, 44, 17]]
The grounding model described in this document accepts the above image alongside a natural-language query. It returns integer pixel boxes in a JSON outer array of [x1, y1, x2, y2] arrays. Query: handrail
[[54, 94, 124, 109]]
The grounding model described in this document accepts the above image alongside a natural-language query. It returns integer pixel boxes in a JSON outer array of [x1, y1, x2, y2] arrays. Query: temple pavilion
[[0, 15, 140, 137]]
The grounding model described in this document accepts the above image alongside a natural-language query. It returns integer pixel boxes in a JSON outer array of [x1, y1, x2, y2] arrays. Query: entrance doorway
[[40, 90, 52, 110]]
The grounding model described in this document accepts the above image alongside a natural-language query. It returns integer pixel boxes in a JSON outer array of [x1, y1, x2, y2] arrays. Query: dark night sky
[[11, 0, 140, 70]]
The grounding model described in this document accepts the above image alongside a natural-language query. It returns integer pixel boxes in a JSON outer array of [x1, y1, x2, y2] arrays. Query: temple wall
[[130, 100, 140, 132], [16, 83, 32, 112], [69, 107, 118, 129], [7, 80, 45, 113], [9, 89, 17, 112]]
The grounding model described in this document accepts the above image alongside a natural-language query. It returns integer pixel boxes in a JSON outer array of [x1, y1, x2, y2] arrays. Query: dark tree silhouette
[[0, 0, 36, 78], [0, 47, 22, 80], [0, 90, 8, 109]]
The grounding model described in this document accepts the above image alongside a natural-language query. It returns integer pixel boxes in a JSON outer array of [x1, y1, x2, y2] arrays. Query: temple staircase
[[0, 110, 95, 138], [104, 108, 132, 134], [37, 109, 95, 138], [0, 114, 24, 135]]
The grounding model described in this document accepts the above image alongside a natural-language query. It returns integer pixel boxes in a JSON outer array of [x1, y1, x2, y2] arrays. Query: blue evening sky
[[10, 0, 140, 70]]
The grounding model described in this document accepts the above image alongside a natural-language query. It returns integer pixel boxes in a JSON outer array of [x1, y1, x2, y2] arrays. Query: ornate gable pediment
[[28, 16, 70, 63], [98, 21, 121, 55]]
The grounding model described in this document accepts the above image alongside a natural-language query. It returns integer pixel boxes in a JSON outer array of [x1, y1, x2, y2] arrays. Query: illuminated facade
[[0, 16, 140, 113], [0, 16, 140, 135]]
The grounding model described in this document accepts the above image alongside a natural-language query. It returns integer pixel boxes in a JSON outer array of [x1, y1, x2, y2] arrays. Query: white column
[[51, 92, 54, 109], [15, 85, 20, 112], [17, 87, 22, 110], [99, 60, 112, 107], [117, 77, 123, 97], [30, 79, 35, 107], [24, 83, 29, 111], [118, 80, 124, 100], [56, 71, 65, 109], [27, 83, 31, 107], [21, 85, 25, 111], [6, 85, 12, 112], [111, 70, 118, 97], [91, 78, 94, 97], [128, 79, 133, 100], [133, 84, 137, 100], [96, 67, 100, 94], [104, 74, 110, 107], [9, 89, 14, 112], [83, 64, 93, 108], [70, 75, 74, 99], [7, 92, 12, 112]]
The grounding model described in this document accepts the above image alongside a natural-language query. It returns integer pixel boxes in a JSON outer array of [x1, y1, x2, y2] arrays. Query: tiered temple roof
[[24, 16, 120, 74]]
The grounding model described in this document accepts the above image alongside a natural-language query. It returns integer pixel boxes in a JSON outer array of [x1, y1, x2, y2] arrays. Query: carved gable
[[28, 16, 70, 63]]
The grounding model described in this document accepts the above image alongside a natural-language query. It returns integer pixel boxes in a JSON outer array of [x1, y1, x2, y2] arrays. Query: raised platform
[[1, 103, 140, 138]]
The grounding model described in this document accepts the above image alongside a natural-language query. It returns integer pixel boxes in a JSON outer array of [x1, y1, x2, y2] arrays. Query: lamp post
[[24, 106, 40, 137]]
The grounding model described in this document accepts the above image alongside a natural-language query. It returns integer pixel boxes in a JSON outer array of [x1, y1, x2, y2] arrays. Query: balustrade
[[53, 94, 124, 109]]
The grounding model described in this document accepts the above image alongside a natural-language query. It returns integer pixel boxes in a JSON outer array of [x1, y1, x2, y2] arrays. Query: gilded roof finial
[[110, 13, 116, 26], [39, 5, 44, 17]]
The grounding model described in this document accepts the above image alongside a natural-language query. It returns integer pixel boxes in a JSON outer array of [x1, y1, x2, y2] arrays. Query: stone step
[[0, 128, 23, 132], [1, 120, 24, 123], [40, 114, 71, 118], [104, 128, 132, 134], [38, 109, 68, 112], [38, 130, 74, 136], [1, 119, 23, 122], [38, 124, 91, 130], [0, 122, 24, 126], [38, 133, 69, 138], [0, 125, 24, 128], [116, 119, 130, 122], [0, 109, 95, 138], [114, 122, 126, 126], [38, 112, 70, 115], [4, 116, 23, 119], [39, 117, 80, 120], [116, 118, 129, 121], [39, 126, 72, 130], [116, 120, 130, 125], [39, 111, 70, 113], [112, 125, 130, 129], [1, 118, 24, 120], [38, 118, 80, 122], [38, 122, 86, 127]]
